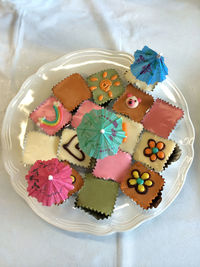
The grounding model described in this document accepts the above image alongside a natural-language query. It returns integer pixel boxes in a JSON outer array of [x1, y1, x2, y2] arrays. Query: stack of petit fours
[[23, 46, 184, 220]]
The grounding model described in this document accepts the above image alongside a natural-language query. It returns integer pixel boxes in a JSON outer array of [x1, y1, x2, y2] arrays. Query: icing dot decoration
[[144, 139, 165, 162], [152, 147, 159, 154], [90, 77, 98, 82], [89, 86, 97, 91], [127, 169, 153, 193], [122, 122, 127, 143], [136, 178, 144, 185], [70, 175, 76, 184]]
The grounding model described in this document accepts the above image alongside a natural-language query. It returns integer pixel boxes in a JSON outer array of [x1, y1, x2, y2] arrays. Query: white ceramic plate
[[2, 49, 195, 236]]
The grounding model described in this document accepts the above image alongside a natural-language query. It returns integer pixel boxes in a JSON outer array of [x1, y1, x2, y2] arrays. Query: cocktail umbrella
[[130, 46, 168, 85], [77, 109, 126, 159], [25, 158, 74, 206]]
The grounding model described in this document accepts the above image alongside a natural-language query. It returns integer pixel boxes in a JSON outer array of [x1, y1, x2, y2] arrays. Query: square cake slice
[[53, 73, 91, 111], [121, 162, 164, 209], [133, 131, 176, 172], [87, 69, 124, 105], [23, 131, 59, 165], [76, 174, 119, 219], [93, 150, 132, 183], [142, 99, 184, 138], [113, 84, 154, 122], [58, 129, 91, 168], [30, 96, 72, 135]]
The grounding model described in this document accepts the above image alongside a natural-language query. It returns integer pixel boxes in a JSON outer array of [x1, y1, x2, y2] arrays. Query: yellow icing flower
[[127, 169, 153, 194]]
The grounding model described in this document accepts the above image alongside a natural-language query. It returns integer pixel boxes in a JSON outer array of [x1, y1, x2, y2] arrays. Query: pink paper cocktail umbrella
[[25, 158, 74, 206]]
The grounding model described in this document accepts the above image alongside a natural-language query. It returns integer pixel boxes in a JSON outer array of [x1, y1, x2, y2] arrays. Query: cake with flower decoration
[[120, 162, 164, 209], [23, 46, 184, 219]]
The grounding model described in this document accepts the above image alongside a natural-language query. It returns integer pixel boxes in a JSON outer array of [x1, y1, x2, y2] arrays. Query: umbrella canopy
[[130, 46, 168, 85], [77, 109, 126, 159], [25, 158, 74, 206]]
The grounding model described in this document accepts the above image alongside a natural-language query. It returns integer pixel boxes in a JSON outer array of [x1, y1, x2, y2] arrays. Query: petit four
[[87, 69, 124, 105], [93, 150, 132, 183], [113, 84, 154, 122], [134, 131, 176, 172], [57, 128, 91, 168], [53, 73, 91, 111], [76, 173, 119, 219], [30, 96, 72, 135], [23, 131, 59, 165], [121, 162, 164, 209], [142, 99, 184, 138]]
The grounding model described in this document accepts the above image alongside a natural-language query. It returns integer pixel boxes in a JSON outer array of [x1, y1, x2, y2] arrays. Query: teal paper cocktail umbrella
[[77, 109, 125, 159]]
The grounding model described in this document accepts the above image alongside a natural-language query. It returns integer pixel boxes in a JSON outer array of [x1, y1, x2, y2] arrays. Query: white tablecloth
[[0, 0, 200, 266]]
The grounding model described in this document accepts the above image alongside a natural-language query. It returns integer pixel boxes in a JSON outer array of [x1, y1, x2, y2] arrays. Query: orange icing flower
[[144, 139, 165, 162]]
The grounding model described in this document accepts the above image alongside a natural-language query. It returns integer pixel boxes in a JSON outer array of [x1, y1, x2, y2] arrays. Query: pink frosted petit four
[[93, 150, 132, 183], [30, 96, 72, 135], [142, 99, 184, 138], [71, 100, 102, 128]]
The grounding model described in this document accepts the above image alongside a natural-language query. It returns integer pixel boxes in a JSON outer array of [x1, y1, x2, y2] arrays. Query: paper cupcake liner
[[74, 201, 110, 220], [164, 144, 182, 168], [149, 186, 164, 209], [89, 157, 97, 170]]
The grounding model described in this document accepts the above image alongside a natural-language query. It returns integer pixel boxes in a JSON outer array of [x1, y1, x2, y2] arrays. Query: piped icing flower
[[127, 169, 153, 194], [144, 139, 165, 162]]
